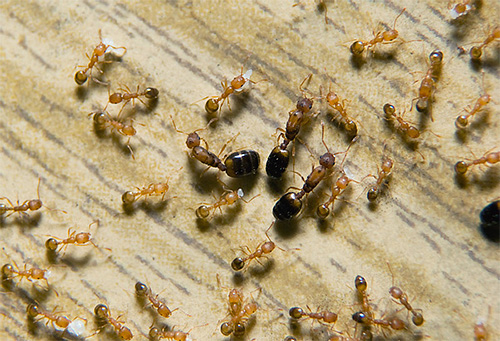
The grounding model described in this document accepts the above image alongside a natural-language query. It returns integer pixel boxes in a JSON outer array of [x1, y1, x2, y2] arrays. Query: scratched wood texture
[[0, 0, 499, 340]]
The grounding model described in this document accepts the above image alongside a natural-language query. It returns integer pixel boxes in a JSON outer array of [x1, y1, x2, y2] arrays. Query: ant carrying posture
[[470, 26, 500, 60], [350, 8, 406, 55], [27, 302, 86, 337], [415, 50, 443, 115], [75, 29, 126, 85], [383, 103, 420, 138], [1, 261, 51, 290], [449, 1, 475, 19], [135, 282, 175, 319], [45, 221, 100, 255], [454, 149, 499, 175], [105, 85, 159, 116], [266, 74, 317, 179], [94, 303, 133, 340]]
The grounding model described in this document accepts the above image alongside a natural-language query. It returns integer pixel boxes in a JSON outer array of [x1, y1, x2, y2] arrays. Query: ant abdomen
[[266, 146, 290, 179], [224, 150, 260, 178], [273, 192, 302, 220]]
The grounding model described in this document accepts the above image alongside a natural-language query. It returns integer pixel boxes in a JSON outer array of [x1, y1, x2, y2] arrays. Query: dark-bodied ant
[[366, 156, 394, 202], [27, 302, 86, 337], [350, 8, 406, 55], [455, 74, 492, 129], [415, 50, 444, 115], [470, 26, 500, 60], [449, 0, 475, 19], [149, 326, 191, 341], [352, 311, 405, 331], [171, 117, 260, 178], [266, 74, 316, 179], [383, 103, 420, 139], [231, 222, 292, 271], [94, 303, 133, 340], [89, 110, 138, 158], [1, 261, 51, 290], [454, 149, 499, 175], [75, 29, 127, 85], [321, 82, 359, 136], [105, 85, 159, 116], [122, 171, 180, 205], [45, 221, 100, 255], [289, 305, 338, 327], [354, 275, 374, 319], [387, 263, 424, 326], [135, 282, 175, 319], [273, 124, 356, 220], [196, 187, 259, 219]]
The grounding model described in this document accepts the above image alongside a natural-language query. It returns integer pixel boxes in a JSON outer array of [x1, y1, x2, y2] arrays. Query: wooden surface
[[0, 0, 499, 340]]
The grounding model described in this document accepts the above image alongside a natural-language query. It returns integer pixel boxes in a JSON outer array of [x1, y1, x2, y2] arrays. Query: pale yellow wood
[[0, 1, 499, 340]]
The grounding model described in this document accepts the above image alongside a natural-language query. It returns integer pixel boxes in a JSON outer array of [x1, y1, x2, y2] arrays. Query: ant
[[105, 85, 159, 116], [352, 311, 405, 331], [449, 0, 475, 19], [317, 172, 358, 219], [1, 261, 51, 290], [231, 222, 289, 271], [122, 172, 179, 205], [203, 64, 263, 116], [27, 302, 86, 337], [45, 221, 100, 254], [196, 187, 258, 219], [383, 103, 420, 138], [354, 275, 374, 319], [75, 29, 127, 85], [321, 82, 359, 136], [454, 149, 499, 175], [266, 74, 317, 179], [455, 74, 492, 129], [135, 282, 175, 318], [387, 263, 424, 326], [94, 303, 133, 340], [366, 156, 394, 202], [149, 326, 191, 341], [289, 306, 338, 326], [89, 110, 138, 158], [470, 26, 500, 60], [415, 50, 443, 115], [350, 8, 405, 55]]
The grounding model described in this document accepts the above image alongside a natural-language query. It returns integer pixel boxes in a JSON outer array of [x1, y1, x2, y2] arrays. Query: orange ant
[[449, 0, 475, 19], [27, 302, 86, 337], [454, 149, 499, 175], [89, 110, 138, 158], [45, 221, 101, 254], [196, 187, 259, 219], [289, 305, 338, 327], [231, 222, 292, 271], [387, 263, 424, 326], [352, 311, 405, 331], [1, 261, 51, 290], [473, 306, 491, 341], [317, 172, 358, 219], [149, 326, 192, 341], [366, 156, 394, 202], [122, 171, 180, 205], [105, 85, 159, 116], [94, 303, 133, 340], [75, 29, 127, 85], [354, 275, 374, 319], [266, 74, 317, 179], [414, 50, 443, 116], [455, 74, 492, 129], [321, 82, 358, 136], [135, 282, 175, 319], [470, 26, 500, 60], [350, 8, 406, 55], [383, 103, 420, 138]]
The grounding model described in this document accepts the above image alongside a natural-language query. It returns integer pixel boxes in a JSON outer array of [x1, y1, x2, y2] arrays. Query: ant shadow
[[231, 260, 275, 286], [350, 54, 367, 69], [220, 91, 251, 123], [74, 59, 120, 101], [470, 48, 500, 71], [274, 218, 300, 240], [480, 221, 500, 243], [455, 167, 499, 190], [90, 121, 134, 160], [454, 111, 491, 144], [0, 212, 42, 229]]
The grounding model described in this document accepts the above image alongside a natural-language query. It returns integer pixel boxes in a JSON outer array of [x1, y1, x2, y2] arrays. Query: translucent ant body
[[94, 303, 133, 340], [266, 74, 315, 179], [352, 311, 405, 331], [289, 306, 338, 326], [1, 262, 51, 288], [231, 223, 284, 271], [383, 103, 420, 138], [27, 303, 85, 336], [45, 221, 99, 254], [455, 75, 492, 129], [135, 282, 174, 318], [149, 326, 191, 341], [415, 50, 443, 114], [106, 85, 159, 116], [122, 180, 172, 205], [204, 67, 256, 115], [90, 111, 137, 157], [367, 157, 394, 202], [75, 30, 126, 85], [0, 178, 46, 218], [322, 84, 358, 136], [350, 8, 405, 55], [470, 26, 500, 60], [354, 275, 374, 319], [454, 150, 499, 175], [449, 1, 475, 19], [196, 188, 244, 219], [317, 173, 358, 219]]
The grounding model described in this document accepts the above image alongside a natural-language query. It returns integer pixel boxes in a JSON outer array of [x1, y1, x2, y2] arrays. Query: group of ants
[[1, 2, 499, 341]]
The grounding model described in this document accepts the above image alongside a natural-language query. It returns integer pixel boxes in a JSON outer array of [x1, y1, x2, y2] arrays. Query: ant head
[[121, 125, 136, 137], [319, 153, 336, 169], [28, 199, 42, 211], [186, 132, 201, 148], [296, 97, 313, 113]]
